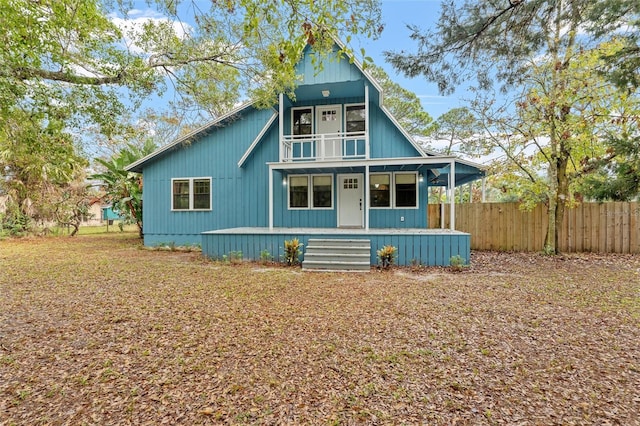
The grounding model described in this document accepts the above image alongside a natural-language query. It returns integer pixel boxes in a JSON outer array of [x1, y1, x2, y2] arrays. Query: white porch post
[[268, 165, 274, 229], [468, 182, 473, 203], [440, 196, 445, 229], [364, 84, 370, 160], [449, 160, 456, 230], [365, 165, 369, 230], [278, 93, 284, 162]]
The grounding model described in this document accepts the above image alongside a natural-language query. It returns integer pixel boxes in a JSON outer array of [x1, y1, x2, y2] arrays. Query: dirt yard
[[1, 233, 639, 425]]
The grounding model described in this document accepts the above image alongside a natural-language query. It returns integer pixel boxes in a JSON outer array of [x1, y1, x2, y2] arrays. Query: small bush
[[260, 249, 272, 264], [228, 251, 243, 264], [283, 238, 303, 266], [449, 255, 467, 272], [376, 245, 397, 269], [0, 208, 31, 237]]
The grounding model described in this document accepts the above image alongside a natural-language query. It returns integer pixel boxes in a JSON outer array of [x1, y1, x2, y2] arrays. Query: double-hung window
[[292, 107, 313, 136], [368, 172, 419, 209], [288, 174, 333, 209], [289, 176, 309, 209], [312, 175, 333, 208], [345, 104, 365, 133], [172, 178, 211, 211], [370, 173, 391, 208], [394, 173, 418, 208]]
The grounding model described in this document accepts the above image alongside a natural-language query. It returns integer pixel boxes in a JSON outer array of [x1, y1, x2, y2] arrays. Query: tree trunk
[[555, 154, 570, 253], [545, 143, 571, 254], [545, 198, 557, 254], [544, 151, 559, 254]]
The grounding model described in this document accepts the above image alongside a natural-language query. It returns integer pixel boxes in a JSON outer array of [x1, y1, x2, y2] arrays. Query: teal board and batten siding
[[141, 99, 432, 245], [368, 106, 423, 159], [201, 229, 470, 266], [295, 49, 364, 87], [141, 107, 279, 246]]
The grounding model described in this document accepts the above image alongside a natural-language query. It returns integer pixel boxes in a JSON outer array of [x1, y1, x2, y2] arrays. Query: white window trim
[[287, 174, 334, 210], [171, 177, 212, 211], [393, 171, 419, 209], [369, 172, 392, 210], [344, 103, 366, 134], [287, 175, 309, 210], [291, 106, 314, 136]]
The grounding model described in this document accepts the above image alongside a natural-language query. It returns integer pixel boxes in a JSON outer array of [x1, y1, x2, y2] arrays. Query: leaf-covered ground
[[1, 234, 639, 425]]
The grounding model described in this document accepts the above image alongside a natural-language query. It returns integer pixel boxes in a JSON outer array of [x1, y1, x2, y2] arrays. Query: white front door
[[316, 105, 342, 159], [338, 174, 364, 228]]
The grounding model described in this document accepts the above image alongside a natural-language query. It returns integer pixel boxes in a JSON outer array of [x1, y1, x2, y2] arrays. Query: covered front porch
[[267, 157, 486, 231], [201, 227, 471, 267]]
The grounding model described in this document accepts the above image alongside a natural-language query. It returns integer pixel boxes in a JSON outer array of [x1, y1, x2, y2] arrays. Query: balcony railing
[[282, 131, 367, 162]]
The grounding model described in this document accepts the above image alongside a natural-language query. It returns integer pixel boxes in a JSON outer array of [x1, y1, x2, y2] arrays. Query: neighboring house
[[82, 199, 122, 226], [126, 42, 486, 269], [83, 199, 104, 226]]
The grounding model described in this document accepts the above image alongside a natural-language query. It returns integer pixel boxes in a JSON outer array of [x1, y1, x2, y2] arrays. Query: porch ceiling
[[292, 81, 380, 105], [275, 164, 452, 177]]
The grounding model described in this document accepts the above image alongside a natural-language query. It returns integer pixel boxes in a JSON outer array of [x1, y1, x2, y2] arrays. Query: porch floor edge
[[202, 227, 468, 236]]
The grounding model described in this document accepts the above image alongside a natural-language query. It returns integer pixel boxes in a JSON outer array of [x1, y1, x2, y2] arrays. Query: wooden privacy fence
[[428, 202, 640, 254]]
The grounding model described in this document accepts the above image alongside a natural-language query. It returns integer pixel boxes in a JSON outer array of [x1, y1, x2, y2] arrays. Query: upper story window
[[346, 104, 365, 133], [172, 178, 212, 211], [292, 107, 312, 136]]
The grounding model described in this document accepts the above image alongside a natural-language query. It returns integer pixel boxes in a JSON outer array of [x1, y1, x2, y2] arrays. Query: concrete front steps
[[302, 239, 371, 272]]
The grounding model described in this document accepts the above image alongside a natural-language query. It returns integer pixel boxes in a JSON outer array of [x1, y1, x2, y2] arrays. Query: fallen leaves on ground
[[1, 234, 639, 425]]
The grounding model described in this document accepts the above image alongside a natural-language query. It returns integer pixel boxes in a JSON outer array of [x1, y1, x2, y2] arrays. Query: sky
[[360, 0, 470, 119]]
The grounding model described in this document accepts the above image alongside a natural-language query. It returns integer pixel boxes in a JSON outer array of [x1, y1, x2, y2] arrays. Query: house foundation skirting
[[201, 227, 470, 266]]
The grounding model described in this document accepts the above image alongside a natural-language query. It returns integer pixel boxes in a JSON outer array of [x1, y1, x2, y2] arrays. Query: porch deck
[[201, 227, 470, 266]]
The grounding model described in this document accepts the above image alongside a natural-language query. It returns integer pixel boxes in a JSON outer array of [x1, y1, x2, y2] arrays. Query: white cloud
[[417, 94, 450, 105], [126, 9, 165, 19], [109, 9, 193, 55], [417, 94, 450, 99]]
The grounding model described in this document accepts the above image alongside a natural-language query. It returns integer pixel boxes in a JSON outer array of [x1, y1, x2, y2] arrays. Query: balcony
[[282, 131, 367, 162]]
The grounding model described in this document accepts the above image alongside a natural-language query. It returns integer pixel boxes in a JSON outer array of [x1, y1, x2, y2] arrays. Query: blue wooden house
[[126, 43, 485, 270]]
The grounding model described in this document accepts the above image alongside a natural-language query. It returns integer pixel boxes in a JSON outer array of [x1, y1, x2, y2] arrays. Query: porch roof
[[268, 156, 486, 187]]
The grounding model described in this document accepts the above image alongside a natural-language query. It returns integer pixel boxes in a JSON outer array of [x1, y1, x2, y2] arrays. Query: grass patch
[[77, 224, 138, 235]]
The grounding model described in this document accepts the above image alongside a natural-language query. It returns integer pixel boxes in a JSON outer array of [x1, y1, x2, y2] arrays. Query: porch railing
[[282, 131, 367, 162]]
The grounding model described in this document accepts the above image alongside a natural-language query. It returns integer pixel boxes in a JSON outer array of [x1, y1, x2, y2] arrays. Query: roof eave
[[125, 100, 258, 173]]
